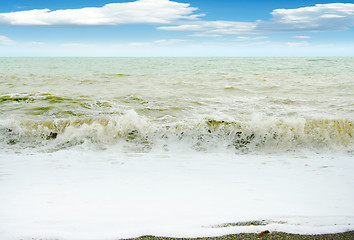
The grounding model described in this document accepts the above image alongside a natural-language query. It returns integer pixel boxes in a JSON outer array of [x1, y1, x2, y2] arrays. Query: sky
[[0, 0, 354, 56]]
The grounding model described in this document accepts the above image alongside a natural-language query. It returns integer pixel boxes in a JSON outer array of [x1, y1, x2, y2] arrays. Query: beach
[[127, 231, 354, 240], [0, 57, 353, 240]]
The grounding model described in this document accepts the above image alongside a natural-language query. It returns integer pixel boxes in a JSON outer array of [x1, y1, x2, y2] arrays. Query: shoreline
[[126, 231, 354, 240]]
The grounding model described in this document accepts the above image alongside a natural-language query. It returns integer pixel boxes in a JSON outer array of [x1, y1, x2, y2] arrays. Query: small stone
[[258, 230, 270, 237]]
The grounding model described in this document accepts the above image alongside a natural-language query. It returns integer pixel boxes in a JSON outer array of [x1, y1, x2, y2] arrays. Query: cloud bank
[[129, 38, 187, 46], [0, 1, 353, 39], [259, 3, 354, 32], [160, 3, 354, 36], [0, 0, 201, 26], [159, 21, 257, 36]]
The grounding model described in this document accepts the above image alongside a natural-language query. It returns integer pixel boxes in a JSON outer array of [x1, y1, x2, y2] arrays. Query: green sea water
[[0, 57, 353, 152]]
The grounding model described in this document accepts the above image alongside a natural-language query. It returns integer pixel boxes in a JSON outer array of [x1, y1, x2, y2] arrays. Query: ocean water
[[0, 58, 353, 239], [0, 57, 353, 153]]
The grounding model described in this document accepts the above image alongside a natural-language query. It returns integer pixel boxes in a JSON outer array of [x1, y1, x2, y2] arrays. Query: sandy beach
[[127, 231, 354, 240]]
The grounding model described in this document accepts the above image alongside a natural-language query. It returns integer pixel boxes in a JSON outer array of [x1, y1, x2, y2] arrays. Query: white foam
[[0, 150, 353, 239], [1, 111, 352, 153]]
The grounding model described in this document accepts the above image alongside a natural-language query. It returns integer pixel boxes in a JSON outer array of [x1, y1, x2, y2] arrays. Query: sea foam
[[1, 109, 352, 153]]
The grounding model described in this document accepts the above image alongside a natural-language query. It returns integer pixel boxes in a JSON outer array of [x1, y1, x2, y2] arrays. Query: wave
[[0, 93, 122, 118], [0, 110, 352, 153], [0, 93, 76, 103]]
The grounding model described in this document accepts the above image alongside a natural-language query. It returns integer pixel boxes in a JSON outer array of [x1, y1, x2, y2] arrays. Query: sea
[[0, 57, 353, 239]]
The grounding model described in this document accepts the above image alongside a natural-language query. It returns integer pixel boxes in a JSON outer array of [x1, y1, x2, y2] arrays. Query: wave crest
[[1, 110, 353, 153]]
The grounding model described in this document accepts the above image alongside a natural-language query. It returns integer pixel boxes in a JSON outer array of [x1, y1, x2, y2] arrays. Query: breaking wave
[[1, 110, 352, 153]]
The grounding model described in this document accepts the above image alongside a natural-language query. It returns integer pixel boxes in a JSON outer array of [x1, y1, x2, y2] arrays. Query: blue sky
[[0, 0, 354, 56]]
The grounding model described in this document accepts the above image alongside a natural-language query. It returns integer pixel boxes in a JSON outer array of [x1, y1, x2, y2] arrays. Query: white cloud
[[235, 36, 268, 41], [0, 35, 15, 45], [158, 21, 257, 36], [129, 39, 186, 46], [292, 36, 311, 39], [259, 3, 354, 32], [159, 3, 354, 36], [320, 14, 346, 19], [0, 0, 200, 26], [190, 33, 221, 37], [286, 41, 310, 47]]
